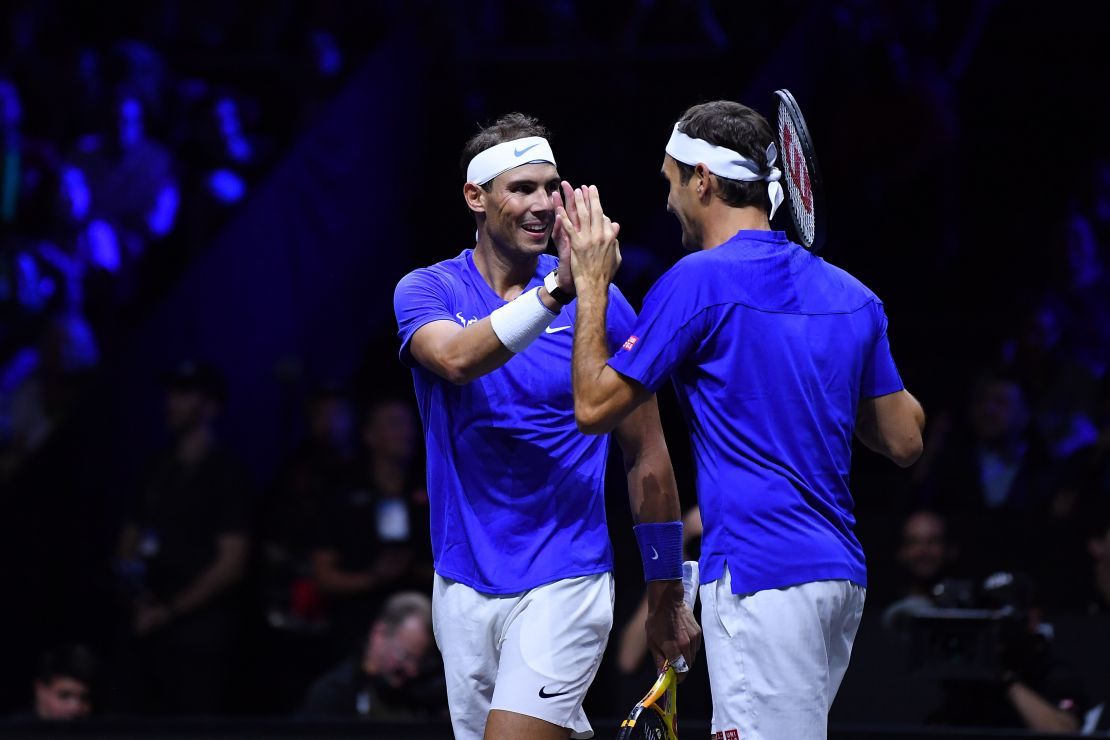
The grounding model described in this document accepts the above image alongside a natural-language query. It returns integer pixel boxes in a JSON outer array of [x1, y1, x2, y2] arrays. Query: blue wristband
[[634, 522, 683, 581]]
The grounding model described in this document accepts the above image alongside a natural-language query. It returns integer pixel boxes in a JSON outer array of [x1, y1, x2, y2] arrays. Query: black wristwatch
[[543, 269, 573, 306]]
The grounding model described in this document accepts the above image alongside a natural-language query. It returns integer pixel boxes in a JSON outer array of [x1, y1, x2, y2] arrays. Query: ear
[[692, 163, 713, 202], [463, 181, 488, 214]]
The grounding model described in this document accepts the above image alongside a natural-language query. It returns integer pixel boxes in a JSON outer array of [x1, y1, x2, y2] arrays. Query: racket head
[[773, 88, 827, 252], [616, 663, 679, 740], [616, 704, 671, 740]]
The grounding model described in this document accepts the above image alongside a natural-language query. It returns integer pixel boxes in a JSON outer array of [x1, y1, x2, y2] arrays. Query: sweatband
[[488, 287, 557, 354], [665, 123, 784, 220], [466, 137, 557, 185], [634, 521, 683, 581]]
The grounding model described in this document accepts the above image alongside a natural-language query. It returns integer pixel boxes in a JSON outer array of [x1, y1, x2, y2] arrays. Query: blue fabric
[[608, 230, 904, 595], [633, 522, 684, 581], [394, 250, 637, 594]]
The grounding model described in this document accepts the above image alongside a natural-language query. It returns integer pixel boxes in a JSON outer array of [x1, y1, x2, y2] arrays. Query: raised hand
[[555, 184, 622, 292], [551, 180, 582, 296]]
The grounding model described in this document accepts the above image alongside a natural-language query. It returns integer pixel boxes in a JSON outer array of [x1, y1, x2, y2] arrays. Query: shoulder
[[397, 251, 470, 288]]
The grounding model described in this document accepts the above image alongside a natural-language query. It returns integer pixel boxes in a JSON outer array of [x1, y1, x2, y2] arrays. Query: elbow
[[891, 434, 924, 468], [575, 401, 616, 435], [441, 358, 479, 386]]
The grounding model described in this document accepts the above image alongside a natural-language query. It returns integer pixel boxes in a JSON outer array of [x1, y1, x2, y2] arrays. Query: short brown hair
[[460, 112, 551, 190], [673, 100, 775, 210]]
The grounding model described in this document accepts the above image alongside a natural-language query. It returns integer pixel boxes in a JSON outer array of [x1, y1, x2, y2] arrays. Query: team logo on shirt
[[622, 335, 639, 351]]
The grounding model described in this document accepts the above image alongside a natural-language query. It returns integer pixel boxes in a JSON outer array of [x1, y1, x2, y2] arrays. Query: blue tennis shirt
[[394, 250, 637, 594], [608, 230, 904, 595]]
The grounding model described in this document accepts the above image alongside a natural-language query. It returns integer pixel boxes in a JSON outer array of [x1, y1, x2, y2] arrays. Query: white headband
[[466, 136, 557, 185], [665, 124, 783, 220]]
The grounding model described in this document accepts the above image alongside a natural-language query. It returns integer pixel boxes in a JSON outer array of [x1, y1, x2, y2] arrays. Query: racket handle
[[681, 560, 699, 610], [672, 560, 700, 674]]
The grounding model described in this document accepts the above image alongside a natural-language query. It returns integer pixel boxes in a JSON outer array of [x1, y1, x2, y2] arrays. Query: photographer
[[924, 571, 1089, 733]]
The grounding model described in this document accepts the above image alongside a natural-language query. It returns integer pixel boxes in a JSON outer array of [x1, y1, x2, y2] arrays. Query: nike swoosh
[[539, 686, 571, 699], [545, 325, 571, 334], [650, 546, 659, 560], [514, 142, 540, 157]]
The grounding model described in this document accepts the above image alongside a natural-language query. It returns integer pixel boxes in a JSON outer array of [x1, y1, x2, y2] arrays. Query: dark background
[[1, 0, 1109, 732]]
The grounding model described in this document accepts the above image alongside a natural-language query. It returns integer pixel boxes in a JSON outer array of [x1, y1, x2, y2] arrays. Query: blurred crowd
[[1, 0, 1109, 735]]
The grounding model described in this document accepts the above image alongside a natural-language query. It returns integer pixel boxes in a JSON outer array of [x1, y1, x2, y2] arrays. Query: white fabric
[[489, 287, 558, 353], [665, 124, 784, 220], [466, 136, 557, 185], [433, 571, 614, 740], [700, 566, 865, 740]]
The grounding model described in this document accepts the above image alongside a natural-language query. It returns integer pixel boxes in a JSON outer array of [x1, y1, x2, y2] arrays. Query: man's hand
[[551, 181, 582, 297], [555, 184, 621, 292], [645, 580, 701, 678], [134, 602, 173, 636]]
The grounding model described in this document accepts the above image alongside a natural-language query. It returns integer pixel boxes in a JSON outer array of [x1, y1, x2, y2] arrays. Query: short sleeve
[[607, 265, 705, 393], [394, 268, 457, 367], [604, 283, 638, 355], [861, 301, 905, 398]]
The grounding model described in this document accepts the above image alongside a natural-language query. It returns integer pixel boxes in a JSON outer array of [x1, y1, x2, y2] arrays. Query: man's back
[[609, 230, 904, 593]]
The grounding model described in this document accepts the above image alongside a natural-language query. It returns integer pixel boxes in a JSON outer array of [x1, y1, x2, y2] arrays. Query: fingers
[[588, 185, 605, 239], [572, 185, 590, 232], [560, 181, 580, 230]]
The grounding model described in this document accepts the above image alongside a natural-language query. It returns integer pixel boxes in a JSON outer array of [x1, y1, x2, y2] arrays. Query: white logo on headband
[[665, 123, 784, 220], [467, 136, 557, 185]]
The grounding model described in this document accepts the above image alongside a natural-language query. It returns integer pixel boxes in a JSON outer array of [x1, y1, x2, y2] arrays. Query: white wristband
[[489, 287, 557, 353]]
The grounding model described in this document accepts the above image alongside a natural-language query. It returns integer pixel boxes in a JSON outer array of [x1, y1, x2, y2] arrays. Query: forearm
[[1007, 681, 1080, 733], [170, 553, 246, 615], [572, 278, 613, 416], [415, 288, 564, 384]]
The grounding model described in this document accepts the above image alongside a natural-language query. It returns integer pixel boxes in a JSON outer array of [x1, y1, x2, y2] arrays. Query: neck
[[176, 426, 212, 464], [698, 203, 770, 250], [472, 233, 538, 300]]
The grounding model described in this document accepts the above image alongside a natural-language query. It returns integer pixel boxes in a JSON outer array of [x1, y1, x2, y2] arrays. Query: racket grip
[[672, 560, 700, 674], [681, 560, 699, 610]]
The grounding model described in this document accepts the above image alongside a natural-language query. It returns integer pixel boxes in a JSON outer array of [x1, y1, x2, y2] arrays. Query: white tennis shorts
[[700, 566, 865, 740], [432, 571, 614, 740]]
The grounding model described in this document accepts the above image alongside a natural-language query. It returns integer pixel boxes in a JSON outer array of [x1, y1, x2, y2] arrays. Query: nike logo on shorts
[[545, 325, 571, 334], [515, 142, 540, 157], [538, 686, 571, 699]]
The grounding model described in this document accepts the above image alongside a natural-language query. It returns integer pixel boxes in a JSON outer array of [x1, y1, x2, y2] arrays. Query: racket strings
[[777, 107, 816, 245]]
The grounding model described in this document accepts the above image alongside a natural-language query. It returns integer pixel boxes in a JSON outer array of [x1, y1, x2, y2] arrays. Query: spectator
[[254, 384, 356, 712], [881, 509, 961, 637], [113, 359, 253, 715], [916, 369, 1054, 576], [69, 88, 179, 274], [1080, 503, 1110, 615], [310, 394, 432, 661], [297, 591, 445, 720], [925, 571, 1091, 733], [19, 644, 98, 721]]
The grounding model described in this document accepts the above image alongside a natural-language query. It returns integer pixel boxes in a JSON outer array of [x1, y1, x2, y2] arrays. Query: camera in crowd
[[904, 571, 1040, 682]]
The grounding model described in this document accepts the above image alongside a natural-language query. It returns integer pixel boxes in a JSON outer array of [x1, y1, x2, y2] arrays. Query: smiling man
[[392, 113, 698, 740], [561, 100, 925, 740]]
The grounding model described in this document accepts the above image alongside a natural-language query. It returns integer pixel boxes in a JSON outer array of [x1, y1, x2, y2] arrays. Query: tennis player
[[393, 113, 699, 740], [562, 100, 926, 740]]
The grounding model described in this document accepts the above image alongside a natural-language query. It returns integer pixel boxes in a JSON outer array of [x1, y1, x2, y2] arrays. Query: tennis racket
[[773, 89, 827, 253], [616, 561, 699, 740]]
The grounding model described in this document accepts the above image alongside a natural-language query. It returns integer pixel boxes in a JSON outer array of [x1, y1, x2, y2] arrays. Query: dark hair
[[673, 100, 775, 210], [460, 112, 550, 190], [37, 645, 98, 688]]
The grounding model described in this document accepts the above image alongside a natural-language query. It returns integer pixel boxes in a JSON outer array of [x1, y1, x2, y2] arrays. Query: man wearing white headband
[[393, 113, 698, 740], [562, 100, 926, 740]]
